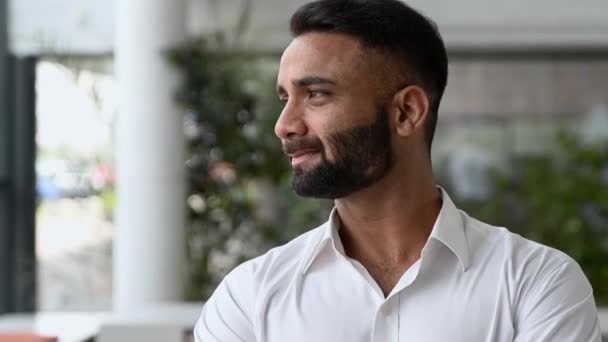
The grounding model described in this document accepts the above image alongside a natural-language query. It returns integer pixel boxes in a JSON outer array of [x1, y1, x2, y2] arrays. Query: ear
[[391, 85, 430, 138]]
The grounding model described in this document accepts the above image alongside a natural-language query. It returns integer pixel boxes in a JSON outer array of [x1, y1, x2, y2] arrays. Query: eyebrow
[[277, 76, 337, 96]]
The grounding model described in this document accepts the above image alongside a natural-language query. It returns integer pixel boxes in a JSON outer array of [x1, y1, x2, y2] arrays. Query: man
[[195, 0, 602, 341]]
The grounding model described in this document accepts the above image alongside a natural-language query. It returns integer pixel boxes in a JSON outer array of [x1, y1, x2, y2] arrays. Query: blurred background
[[0, 0, 606, 341]]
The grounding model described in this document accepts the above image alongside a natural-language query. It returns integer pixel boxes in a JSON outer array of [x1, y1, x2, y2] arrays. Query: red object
[[0, 333, 57, 342]]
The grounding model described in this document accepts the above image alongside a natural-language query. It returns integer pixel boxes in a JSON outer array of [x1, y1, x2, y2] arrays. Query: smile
[[289, 150, 319, 167]]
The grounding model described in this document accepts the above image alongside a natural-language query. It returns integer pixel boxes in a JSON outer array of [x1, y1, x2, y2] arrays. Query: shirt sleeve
[[513, 258, 602, 342], [194, 262, 257, 342]]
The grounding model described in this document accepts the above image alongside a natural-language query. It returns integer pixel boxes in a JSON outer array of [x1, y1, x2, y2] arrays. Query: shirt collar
[[427, 188, 470, 271], [301, 187, 470, 275], [300, 208, 342, 275]]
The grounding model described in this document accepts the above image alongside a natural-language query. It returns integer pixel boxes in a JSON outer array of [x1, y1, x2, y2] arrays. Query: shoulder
[[462, 211, 575, 274], [461, 211, 595, 311], [461, 214, 601, 339], [223, 221, 327, 288], [195, 223, 328, 340]]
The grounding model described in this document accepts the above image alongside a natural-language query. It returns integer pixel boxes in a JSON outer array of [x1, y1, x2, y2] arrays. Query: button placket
[[372, 297, 399, 342]]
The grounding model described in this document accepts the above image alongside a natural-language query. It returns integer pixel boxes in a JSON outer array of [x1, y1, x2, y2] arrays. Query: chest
[[258, 254, 515, 342], [361, 261, 413, 297], [260, 286, 514, 342]]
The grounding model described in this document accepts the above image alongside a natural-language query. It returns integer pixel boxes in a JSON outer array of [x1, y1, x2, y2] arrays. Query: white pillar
[[114, 0, 187, 311]]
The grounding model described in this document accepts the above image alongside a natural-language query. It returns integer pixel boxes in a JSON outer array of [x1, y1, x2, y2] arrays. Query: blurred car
[[36, 159, 97, 199]]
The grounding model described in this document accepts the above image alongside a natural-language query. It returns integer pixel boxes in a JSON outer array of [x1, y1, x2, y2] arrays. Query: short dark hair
[[290, 0, 448, 150]]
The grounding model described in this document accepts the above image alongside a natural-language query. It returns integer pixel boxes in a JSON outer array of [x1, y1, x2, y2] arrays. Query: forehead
[[278, 32, 368, 86]]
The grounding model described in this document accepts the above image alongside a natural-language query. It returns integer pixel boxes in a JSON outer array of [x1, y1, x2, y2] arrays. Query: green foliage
[[100, 186, 115, 220], [460, 132, 608, 305], [167, 39, 331, 300]]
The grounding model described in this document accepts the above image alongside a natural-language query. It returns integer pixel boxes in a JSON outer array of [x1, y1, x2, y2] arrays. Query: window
[[36, 58, 116, 311]]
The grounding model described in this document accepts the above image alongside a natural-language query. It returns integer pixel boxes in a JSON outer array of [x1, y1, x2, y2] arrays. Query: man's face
[[275, 32, 394, 199]]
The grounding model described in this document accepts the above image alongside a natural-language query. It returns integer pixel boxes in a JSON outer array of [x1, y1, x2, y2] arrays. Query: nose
[[274, 101, 307, 139]]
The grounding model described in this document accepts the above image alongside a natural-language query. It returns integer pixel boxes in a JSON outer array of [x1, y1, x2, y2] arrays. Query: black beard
[[290, 106, 394, 199]]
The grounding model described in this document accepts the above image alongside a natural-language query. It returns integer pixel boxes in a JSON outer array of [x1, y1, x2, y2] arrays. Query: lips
[[288, 149, 317, 159], [288, 149, 319, 166], [283, 138, 324, 167]]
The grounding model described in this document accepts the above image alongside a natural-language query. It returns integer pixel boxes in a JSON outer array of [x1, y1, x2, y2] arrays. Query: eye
[[308, 89, 326, 98]]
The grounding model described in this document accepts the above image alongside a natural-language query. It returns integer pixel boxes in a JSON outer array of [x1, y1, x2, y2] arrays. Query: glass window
[[36, 58, 116, 311]]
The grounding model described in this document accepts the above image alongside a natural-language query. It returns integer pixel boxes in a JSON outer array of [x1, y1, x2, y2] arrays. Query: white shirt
[[194, 189, 602, 341]]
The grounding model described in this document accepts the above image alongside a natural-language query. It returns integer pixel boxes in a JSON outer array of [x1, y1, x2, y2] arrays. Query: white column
[[113, 0, 187, 311]]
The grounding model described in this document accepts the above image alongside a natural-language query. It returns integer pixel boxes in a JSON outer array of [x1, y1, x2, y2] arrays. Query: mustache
[[282, 137, 324, 154]]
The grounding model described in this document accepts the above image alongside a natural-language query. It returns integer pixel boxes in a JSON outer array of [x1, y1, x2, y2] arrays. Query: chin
[[292, 161, 322, 175]]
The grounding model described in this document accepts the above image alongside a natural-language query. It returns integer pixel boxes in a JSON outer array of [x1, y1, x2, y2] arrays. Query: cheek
[[318, 130, 346, 163], [305, 100, 373, 161], [302, 113, 336, 159], [320, 139, 337, 161]]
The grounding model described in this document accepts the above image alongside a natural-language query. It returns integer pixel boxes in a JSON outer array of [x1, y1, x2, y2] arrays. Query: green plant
[[167, 38, 331, 300], [460, 132, 608, 305]]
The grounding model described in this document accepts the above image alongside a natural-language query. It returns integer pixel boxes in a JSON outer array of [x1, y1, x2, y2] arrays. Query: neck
[[335, 160, 441, 266]]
